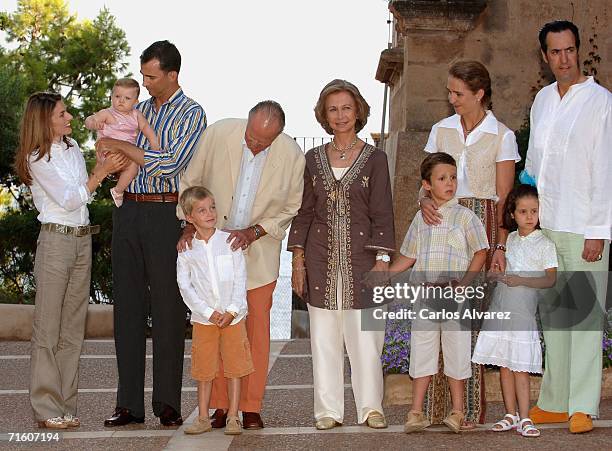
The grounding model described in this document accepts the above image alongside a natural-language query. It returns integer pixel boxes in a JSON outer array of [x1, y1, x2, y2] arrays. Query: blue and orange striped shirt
[[128, 88, 206, 193]]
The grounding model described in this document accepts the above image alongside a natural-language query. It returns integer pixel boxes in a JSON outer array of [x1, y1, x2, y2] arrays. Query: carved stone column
[[377, 0, 487, 245]]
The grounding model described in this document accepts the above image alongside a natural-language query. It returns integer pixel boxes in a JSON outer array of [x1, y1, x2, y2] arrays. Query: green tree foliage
[[0, 61, 27, 192], [0, 208, 38, 303], [0, 0, 130, 191], [0, 0, 130, 303]]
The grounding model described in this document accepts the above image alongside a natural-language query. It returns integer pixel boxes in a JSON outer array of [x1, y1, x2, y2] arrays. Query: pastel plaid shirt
[[400, 198, 489, 281]]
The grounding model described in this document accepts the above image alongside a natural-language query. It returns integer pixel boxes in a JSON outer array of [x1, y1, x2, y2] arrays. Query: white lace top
[[505, 230, 558, 276]]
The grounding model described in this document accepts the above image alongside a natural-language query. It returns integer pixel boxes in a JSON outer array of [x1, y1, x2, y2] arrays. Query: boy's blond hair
[[179, 186, 214, 216]]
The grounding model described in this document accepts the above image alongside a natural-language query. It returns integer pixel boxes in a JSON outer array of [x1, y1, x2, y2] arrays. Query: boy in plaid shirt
[[389, 152, 488, 433]]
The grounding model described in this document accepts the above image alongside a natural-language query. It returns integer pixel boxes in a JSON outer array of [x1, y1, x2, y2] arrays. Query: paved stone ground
[[0, 339, 610, 450]]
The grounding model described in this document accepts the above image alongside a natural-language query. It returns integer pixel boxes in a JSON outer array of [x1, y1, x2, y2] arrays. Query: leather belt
[[41, 223, 100, 237], [124, 192, 178, 203]]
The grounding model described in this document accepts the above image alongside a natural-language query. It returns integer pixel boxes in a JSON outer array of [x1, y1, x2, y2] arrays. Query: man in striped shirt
[[97, 40, 206, 428]]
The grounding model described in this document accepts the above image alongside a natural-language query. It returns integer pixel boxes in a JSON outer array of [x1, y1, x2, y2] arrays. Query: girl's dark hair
[[503, 184, 539, 231]]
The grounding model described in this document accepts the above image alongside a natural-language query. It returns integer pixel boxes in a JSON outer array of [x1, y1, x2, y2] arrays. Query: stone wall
[[377, 0, 611, 244]]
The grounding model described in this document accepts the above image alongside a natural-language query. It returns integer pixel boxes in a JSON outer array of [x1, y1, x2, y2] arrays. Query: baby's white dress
[[472, 230, 558, 373]]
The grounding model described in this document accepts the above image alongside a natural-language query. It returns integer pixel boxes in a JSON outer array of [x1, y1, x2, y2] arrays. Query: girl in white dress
[[472, 185, 558, 437]]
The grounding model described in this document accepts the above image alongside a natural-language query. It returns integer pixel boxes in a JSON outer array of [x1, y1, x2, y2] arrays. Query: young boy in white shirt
[[177, 186, 254, 435]]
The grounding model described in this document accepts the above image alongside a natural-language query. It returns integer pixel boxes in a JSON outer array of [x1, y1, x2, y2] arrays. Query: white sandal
[[517, 417, 540, 437], [491, 412, 519, 432]]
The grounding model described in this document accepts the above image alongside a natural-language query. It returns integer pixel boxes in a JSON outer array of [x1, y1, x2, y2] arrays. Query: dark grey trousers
[[112, 199, 186, 418]]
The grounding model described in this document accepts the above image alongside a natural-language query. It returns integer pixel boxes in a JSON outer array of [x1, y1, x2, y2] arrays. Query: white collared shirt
[[29, 138, 92, 226], [176, 229, 248, 326], [225, 140, 269, 229], [425, 111, 520, 198], [525, 77, 612, 239]]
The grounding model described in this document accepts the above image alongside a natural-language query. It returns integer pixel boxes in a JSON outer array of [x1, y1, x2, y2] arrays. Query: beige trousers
[[30, 230, 91, 421], [308, 304, 385, 424]]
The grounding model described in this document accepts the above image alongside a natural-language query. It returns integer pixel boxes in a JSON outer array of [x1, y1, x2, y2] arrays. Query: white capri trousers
[[308, 304, 385, 424], [409, 317, 472, 380]]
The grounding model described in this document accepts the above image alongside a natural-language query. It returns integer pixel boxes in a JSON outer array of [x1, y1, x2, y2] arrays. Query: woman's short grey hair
[[314, 79, 370, 135]]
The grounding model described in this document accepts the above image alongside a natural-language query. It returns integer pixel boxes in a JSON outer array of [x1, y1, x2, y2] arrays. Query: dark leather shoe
[[211, 409, 228, 429], [104, 408, 144, 427], [159, 405, 183, 426], [242, 411, 264, 430]]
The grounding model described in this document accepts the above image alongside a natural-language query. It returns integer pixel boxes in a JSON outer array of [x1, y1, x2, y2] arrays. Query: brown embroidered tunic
[[287, 144, 395, 310]]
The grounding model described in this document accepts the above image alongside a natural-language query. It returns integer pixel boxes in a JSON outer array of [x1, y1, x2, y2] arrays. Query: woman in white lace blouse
[[417, 60, 520, 427]]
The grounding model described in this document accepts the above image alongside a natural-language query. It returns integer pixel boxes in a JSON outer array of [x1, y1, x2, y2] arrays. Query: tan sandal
[[184, 416, 212, 435], [404, 411, 430, 433], [366, 411, 388, 429], [38, 417, 68, 429], [443, 410, 464, 433], [315, 417, 342, 430], [224, 415, 242, 435], [62, 414, 80, 428]]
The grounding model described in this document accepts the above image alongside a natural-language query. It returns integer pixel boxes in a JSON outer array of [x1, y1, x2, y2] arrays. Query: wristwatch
[[494, 244, 507, 252], [376, 253, 391, 263]]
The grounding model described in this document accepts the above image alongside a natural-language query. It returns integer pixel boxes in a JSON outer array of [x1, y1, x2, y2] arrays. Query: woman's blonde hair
[[314, 79, 370, 135], [14, 92, 71, 186]]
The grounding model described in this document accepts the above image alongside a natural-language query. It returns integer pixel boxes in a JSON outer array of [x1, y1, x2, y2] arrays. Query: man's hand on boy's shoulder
[[419, 197, 443, 226], [224, 228, 256, 251], [177, 223, 196, 252]]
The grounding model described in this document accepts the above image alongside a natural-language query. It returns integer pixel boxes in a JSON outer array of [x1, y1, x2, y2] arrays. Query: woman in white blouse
[[14, 92, 120, 429], [417, 61, 520, 427]]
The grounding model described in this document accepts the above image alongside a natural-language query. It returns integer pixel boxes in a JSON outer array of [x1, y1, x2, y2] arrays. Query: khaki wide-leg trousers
[[30, 230, 91, 421]]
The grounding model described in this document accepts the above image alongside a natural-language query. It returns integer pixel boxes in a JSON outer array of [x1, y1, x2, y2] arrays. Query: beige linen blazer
[[178, 118, 305, 290]]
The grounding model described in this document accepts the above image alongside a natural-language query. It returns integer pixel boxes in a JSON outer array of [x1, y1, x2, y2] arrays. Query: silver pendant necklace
[[330, 136, 358, 159]]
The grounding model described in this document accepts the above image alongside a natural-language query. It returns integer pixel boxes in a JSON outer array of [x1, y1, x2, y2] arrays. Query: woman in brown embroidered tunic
[[288, 80, 394, 430], [419, 61, 520, 427]]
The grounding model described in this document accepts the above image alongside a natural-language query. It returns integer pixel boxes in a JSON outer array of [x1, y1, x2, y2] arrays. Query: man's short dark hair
[[140, 40, 181, 73], [420, 152, 456, 182], [539, 20, 580, 53]]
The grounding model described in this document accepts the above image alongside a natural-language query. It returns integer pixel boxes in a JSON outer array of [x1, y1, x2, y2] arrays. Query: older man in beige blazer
[[178, 101, 305, 429]]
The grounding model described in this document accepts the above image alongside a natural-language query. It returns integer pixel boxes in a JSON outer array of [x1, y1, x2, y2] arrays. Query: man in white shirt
[[525, 20, 612, 434], [178, 101, 305, 429]]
